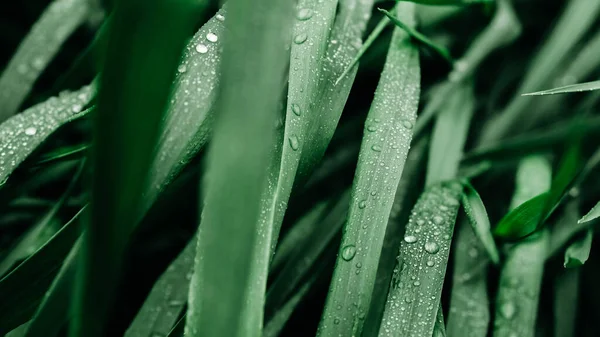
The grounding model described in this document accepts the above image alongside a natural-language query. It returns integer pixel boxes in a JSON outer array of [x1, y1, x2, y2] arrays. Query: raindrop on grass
[[371, 144, 382, 152], [358, 200, 367, 209], [296, 8, 313, 20], [177, 65, 187, 73], [216, 14, 225, 21], [500, 302, 516, 319], [341, 245, 357, 261], [432, 215, 444, 225], [404, 235, 417, 243], [206, 33, 218, 43], [288, 136, 299, 151], [424, 242, 440, 254], [291, 103, 301, 116], [25, 127, 37, 136], [294, 33, 308, 44], [195, 44, 208, 54], [402, 119, 413, 129]]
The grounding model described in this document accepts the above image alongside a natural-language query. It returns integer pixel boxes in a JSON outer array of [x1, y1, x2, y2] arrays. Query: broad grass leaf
[[493, 193, 547, 239]]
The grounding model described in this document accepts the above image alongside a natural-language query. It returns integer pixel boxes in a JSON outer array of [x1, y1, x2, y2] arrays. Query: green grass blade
[[579, 201, 600, 224], [460, 180, 500, 264], [125, 239, 195, 337], [493, 155, 551, 337], [185, 0, 293, 335], [0, 85, 93, 185], [553, 268, 580, 337], [72, 0, 202, 335], [379, 8, 452, 63], [522, 80, 600, 96], [0, 160, 84, 276], [318, 3, 420, 336], [0, 0, 90, 121], [480, 0, 600, 144], [493, 193, 546, 239], [378, 182, 463, 337], [32, 144, 90, 167], [433, 305, 446, 337], [547, 201, 586, 259], [446, 217, 491, 337], [0, 207, 85, 335], [23, 239, 81, 337], [426, 82, 475, 185], [563, 229, 593, 268]]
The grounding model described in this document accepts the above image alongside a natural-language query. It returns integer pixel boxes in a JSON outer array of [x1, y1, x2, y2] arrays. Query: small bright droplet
[[291, 103, 301, 116], [206, 33, 218, 42], [177, 65, 187, 73], [432, 215, 444, 225], [426, 260, 435, 267], [402, 120, 413, 129], [500, 302, 516, 319], [367, 125, 377, 132], [424, 242, 440, 254], [358, 200, 367, 209], [371, 144, 382, 152], [341, 245, 357, 261], [25, 127, 37, 136], [297, 8, 313, 20], [216, 14, 225, 21], [71, 104, 83, 113], [288, 136, 299, 150], [404, 235, 417, 243], [294, 33, 308, 44], [333, 318, 340, 325], [195, 44, 208, 54]]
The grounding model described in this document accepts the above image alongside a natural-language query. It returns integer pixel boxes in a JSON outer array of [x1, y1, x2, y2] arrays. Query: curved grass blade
[[379, 8, 452, 63], [0, 160, 84, 277], [493, 193, 546, 239], [460, 180, 500, 264], [0, 207, 86, 335], [318, 3, 420, 336], [479, 0, 600, 144], [31, 144, 90, 168], [124, 239, 195, 337], [0, 85, 93, 185], [493, 155, 551, 337], [379, 182, 463, 337], [563, 229, 593, 268], [72, 1, 203, 335], [185, 0, 293, 335], [523, 80, 600, 96], [579, 201, 600, 224], [426, 82, 474, 186], [0, 0, 90, 121]]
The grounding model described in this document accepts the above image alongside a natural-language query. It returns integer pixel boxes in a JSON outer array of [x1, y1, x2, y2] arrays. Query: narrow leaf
[[579, 201, 600, 224], [564, 229, 593, 268], [460, 181, 500, 264], [493, 193, 546, 239], [523, 80, 600, 96]]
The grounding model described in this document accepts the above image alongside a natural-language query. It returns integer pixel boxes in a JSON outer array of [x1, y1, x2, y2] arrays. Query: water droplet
[[72, 104, 83, 113], [297, 8, 313, 20], [413, 281, 421, 286], [371, 144, 382, 152], [358, 200, 367, 209], [500, 302, 516, 319], [367, 125, 377, 132], [25, 127, 37, 136], [216, 14, 225, 21], [294, 33, 308, 44], [333, 318, 340, 325], [206, 32, 218, 42], [402, 120, 413, 129], [432, 215, 444, 226], [195, 44, 208, 53], [416, 219, 425, 226], [32, 57, 45, 70], [424, 242, 440, 254], [291, 103, 301, 116], [426, 260, 435, 267], [288, 136, 299, 150], [341, 245, 357, 261], [177, 64, 187, 73], [404, 235, 417, 243]]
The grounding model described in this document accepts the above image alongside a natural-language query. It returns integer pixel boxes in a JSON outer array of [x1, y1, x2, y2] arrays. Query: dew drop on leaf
[[341, 245, 357, 261], [294, 33, 308, 44]]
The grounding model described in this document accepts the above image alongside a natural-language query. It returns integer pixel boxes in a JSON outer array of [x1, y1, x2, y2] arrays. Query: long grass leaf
[[460, 181, 500, 264], [378, 182, 463, 337], [493, 155, 551, 337], [553, 268, 580, 337], [0, 0, 90, 121], [185, 0, 293, 335], [564, 229, 593, 268], [579, 201, 600, 224], [125, 239, 195, 337], [318, 3, 420, 336], [522, 80, 600, 96], [72, 0, 202, 335]]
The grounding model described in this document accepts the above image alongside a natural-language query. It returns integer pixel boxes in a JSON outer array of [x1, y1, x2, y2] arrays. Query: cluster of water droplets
[[0, 0, 89, 118], [379, 183, 461, 337], [0, 85, 92, 182]]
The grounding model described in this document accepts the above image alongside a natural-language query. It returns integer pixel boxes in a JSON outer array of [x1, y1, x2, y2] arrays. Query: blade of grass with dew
[[318, 3, 421, 335], [564, 229, 593, 268], [553, 268, 580, 337], [460, 180, 500, 264], [362, 136, 428, 337], [185, 0, 293, 335], [493, 155, 551, 337], [23, 239, 81, 337], [426, 82, 475, 185], [72, 0, 202, 335], [267, 190, 350, 314], [579, 202, 600, 224], [124, 239, 195, 337], [479, 0, 600, 144], [0, 85, 93, 185], [522, 80, 600, 96], [0, 0, 90, 121], [0, 160, 84, 276], [32, 144, 90, 168], [378, 181, 463, 337], [379, 8, 452, 63], [446, 217, 491, 337], [433, 305, 446, 337], [0, 207, 86, 335]]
